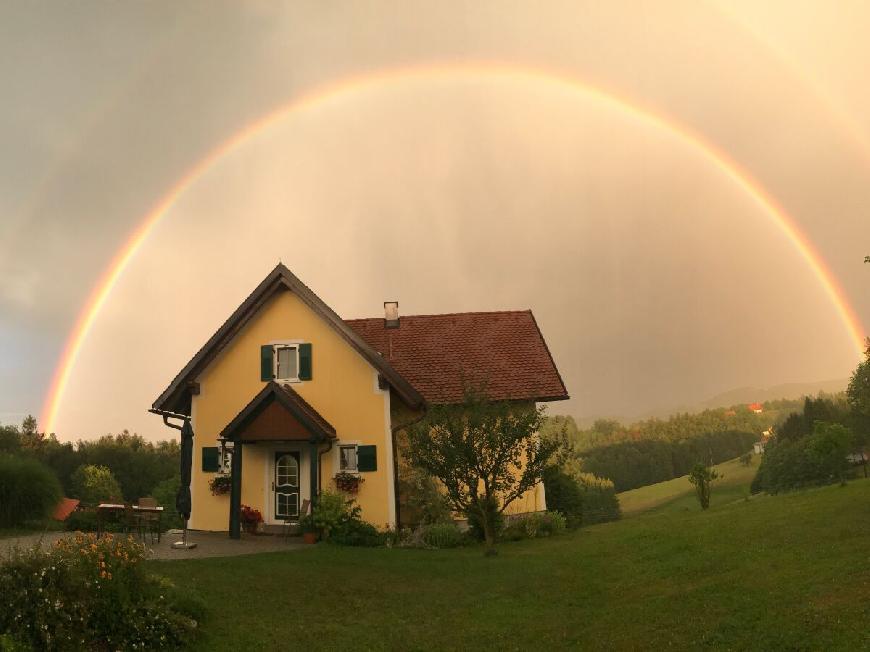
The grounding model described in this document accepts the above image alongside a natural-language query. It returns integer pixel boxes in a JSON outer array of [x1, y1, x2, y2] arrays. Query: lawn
[[617, 454, 759, 516], [157, 477, 870, 650]]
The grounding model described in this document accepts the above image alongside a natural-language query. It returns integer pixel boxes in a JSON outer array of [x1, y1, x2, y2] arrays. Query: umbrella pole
[[172, 518, 197, 549]]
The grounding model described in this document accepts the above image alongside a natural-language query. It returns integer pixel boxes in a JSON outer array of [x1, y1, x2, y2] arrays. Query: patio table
[[96, 504, 164, 538]]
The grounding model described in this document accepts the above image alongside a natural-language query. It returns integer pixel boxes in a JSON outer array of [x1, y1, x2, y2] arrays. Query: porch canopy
[[220, 381, 336, 538]]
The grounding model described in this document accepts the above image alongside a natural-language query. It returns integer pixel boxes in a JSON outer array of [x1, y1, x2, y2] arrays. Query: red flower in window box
[[333, 471, 364, 494]]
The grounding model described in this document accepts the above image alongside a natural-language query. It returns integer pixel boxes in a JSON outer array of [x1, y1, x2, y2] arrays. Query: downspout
[[390, 407, 427, 531], [317, 438, 334, 494], [148, 408, 189, 429]]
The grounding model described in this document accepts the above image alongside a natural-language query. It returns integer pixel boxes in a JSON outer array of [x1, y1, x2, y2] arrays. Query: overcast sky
[[2, 1, 869, 440]]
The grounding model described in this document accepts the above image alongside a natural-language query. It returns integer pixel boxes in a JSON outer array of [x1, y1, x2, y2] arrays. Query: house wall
[[188, 288, 394, 531]]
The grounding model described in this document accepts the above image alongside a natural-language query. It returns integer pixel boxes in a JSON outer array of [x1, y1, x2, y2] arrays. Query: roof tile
[[345, 310, 568, 404]]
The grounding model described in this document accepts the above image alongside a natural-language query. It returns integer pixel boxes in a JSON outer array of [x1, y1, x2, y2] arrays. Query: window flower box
[[333, 471, 364, 494], [209, 475, 232, 496]]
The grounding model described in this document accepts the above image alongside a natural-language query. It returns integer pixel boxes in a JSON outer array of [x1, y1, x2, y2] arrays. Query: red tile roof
[[345, 310, 568, 404]]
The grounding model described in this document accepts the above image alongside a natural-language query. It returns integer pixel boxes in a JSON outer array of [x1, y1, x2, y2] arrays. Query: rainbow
[[39, 61, 867, 435]]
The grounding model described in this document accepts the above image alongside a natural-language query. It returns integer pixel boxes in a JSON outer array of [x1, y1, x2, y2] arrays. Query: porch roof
[[220, 381, 337, 443]]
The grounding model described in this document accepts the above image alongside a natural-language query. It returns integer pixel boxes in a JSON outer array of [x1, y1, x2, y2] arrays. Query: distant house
[[753, 428, 774, 454], [150, 264, 568, 536], [748, 403, 763, 414]]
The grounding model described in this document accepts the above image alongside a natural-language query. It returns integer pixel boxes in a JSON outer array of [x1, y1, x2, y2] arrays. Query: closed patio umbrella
[[172, 419, 196, 549]]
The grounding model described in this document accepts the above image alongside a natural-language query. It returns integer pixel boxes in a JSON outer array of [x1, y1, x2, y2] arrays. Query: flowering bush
[[208, 475, 232, 496], [239, 505, 262, 533], [240, 505, 263, 524], [0, 532, 198, 650]]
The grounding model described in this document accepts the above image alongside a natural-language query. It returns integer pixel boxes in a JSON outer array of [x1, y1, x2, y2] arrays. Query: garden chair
[[137, 497, 161, 544], [283, 498, 311, 540], [123, 504, 143, 541]]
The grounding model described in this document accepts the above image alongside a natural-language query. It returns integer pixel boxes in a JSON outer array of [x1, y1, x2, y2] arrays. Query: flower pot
[[303, 531, 318, 544]]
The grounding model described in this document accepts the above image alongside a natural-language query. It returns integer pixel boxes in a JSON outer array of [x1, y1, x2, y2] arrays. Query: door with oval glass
[[273, 451, 300, 520]]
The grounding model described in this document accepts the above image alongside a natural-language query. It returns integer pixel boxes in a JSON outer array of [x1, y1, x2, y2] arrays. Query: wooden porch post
[[309, 440, 319, 512], [229, 441, 243, 539]]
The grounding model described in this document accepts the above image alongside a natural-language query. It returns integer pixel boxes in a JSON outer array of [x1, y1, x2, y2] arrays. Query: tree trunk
[[479, 501, 498, 556]]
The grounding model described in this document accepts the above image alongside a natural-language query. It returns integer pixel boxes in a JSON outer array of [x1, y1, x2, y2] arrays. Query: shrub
[[502, 511, 566, 541], [466, 496, 504, 542], [0, 532, 197, 649], [309, 490, 355, 540], [0, 455, 63, 528], [421, 522, 464, 548], [330, 519, 384, 547], [64, 509, 101, 532], [70, 464, 122, 505], [543, 467, 584, 528], [537, 511, 567, 536], [398, 466, 452, 526], [303, 491, 384, 546], [151, 475, 184, 530], [578, 475, 621, 525], [752, 422, 854, 494]]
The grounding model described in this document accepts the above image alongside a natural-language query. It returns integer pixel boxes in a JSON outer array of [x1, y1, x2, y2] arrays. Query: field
[[617, 454, 759, 516], [157, 477, 870, 650]]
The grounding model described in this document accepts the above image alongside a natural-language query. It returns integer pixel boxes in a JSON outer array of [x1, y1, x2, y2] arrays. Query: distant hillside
[[699, 378, 848, 410], [575, 378, 849, 426]]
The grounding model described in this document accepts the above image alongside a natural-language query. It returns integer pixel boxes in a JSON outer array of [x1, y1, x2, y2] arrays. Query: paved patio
[[0, 530, 308, 560]]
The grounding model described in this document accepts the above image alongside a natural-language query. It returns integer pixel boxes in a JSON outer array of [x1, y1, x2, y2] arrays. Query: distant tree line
[[576, 430, 757, 492], [0, 417, 179, 505], [540, 398, 803, 453]]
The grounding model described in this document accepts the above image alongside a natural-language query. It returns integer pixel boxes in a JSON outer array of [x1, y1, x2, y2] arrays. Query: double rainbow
[[40, 62, 867, 434]]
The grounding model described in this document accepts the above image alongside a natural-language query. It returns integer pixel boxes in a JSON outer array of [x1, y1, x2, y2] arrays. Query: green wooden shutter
[[298, 343, 312, 380], [260, 345, 274, 381], [357, 445, 377, 472], [202, 447, 220, 472]]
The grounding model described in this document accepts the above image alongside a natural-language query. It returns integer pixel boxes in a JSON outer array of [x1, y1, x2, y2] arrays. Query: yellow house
[[151, 264, 568, 536]]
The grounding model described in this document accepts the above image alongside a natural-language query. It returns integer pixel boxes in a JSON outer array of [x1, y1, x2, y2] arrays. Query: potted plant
[[240, 504, 263, 534], [208, 475, 232, 496], [300, 514, 319, 544], [333, 471, 364, 494]]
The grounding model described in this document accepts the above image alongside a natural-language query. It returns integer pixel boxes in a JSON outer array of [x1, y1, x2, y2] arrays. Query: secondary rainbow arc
[[40, 61, 867, 435]]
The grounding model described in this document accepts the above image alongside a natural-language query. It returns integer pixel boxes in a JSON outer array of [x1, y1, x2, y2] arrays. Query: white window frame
[[336, 442, 360, 474], [217, 441, 233, 475], [269, 340, 304, 383]]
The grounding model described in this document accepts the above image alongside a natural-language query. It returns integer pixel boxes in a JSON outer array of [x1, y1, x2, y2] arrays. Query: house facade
[[151, 264, 568, 536]]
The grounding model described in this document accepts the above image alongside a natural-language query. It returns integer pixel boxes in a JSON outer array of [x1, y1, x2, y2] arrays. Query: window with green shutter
[[261, 343, 312, 382], [202, 446, 220, 472], [357, 445, 377, 472], [260, 345, 274, 381], [298, 343, 312, 380]]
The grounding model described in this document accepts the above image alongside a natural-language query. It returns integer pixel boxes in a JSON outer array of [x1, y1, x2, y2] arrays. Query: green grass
[[156, 478, 870, 650], [617, 455, 759, 516]]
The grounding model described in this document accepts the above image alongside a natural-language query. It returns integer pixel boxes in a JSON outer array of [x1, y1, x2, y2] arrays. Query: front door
[[274, 451, 300, 520]]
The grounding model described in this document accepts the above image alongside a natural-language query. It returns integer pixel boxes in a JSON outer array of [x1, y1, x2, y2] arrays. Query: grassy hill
[[617, 454, 759, 515], [158, 477, 870, 650]]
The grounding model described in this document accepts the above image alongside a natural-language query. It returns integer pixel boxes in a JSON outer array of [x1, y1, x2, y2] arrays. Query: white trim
[[383, 386, 396, 528], [262, 443, 310, 525], [268, 339, 304, 383], [333, 440, 362, 474]]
